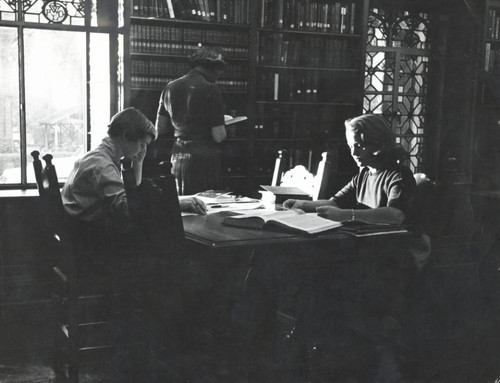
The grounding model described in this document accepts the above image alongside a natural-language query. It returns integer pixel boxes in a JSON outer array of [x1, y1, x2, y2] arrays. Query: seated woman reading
[[283, 114, 423, 382], [62, 107, 206, 235], [284, 113, 416, 226]]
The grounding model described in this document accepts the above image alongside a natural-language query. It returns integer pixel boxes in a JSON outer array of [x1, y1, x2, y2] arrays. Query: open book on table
[[222, 209, 343, 235], [222, 209, 411, 237]]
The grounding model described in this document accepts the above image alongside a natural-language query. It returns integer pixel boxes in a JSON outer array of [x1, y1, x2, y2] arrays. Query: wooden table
[[181, 210, 415, 380], [182, 210, 350, 249]]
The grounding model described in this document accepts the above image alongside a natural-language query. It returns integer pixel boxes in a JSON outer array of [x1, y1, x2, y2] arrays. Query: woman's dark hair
[[189, 46, 226, 71], [107, 107, 156, 141]]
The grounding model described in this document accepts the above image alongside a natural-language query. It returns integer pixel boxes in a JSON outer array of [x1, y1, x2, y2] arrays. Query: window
[[363, 8, 430, 172], [0, 0, 121, 186]]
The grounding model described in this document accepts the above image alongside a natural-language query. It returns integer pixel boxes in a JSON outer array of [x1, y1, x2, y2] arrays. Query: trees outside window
[[0, 0, 118, 185]]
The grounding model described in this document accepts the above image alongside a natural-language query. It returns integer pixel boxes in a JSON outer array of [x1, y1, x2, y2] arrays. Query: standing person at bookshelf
[[155, 46, 227, 195]]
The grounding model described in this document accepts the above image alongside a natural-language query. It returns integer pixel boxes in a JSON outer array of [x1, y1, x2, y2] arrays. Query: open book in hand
[[222, 209, 343, 235], [224, 115, 248, 125]]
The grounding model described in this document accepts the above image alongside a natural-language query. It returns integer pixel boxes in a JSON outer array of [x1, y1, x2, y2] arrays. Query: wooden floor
[[1, 302, 499, 383], [1, 251, 499, 382]]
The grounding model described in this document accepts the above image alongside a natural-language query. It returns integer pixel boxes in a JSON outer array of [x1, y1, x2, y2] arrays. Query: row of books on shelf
[[259, 34, 354, 68], [487, 8, 500, 40], [131, 59, 247, 81], [131, 75, 247, 91], [131, 75, 174, 89], [130, 59, 248, 89], [131, 25, 248, 57], [253, 106, 349, 140], [485, 43, 500, 72], [261, 0, 357, 34], [131, 60, 189, 78], [256, 71, 357, 103], [132, 0, 249, 24], [252, 123, 344, 140], [221, 142, 248, 175]]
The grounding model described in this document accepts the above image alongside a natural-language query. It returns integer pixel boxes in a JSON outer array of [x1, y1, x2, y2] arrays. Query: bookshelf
[[474, 0, 500, 190], [482, 1, 500, 106], [251, 0, 366, 192], [124, 0, 252, 194], [123, 0, 368, 195]]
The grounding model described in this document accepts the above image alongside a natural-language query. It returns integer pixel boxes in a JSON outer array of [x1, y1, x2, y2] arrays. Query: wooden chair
[[403, 168, 481, 378], [31, 151, 150, 382], [120, 157, 190, 379], [271, 150, 334, 200], [122, 159, 184, 254], [271, 149, 289, 187], [413, 159, 475, 263]]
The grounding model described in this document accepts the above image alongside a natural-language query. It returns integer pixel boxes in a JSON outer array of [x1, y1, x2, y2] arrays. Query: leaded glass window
[[364, 8, 430, 172], [0, 0, 120, 186]]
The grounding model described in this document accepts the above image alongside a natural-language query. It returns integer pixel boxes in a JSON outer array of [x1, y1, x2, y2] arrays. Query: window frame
[[0, 0, 122, 189]]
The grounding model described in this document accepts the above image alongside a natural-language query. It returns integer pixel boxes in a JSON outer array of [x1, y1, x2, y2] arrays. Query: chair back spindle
[[312, 151, 334, 201], [272, 149, 288, 187]]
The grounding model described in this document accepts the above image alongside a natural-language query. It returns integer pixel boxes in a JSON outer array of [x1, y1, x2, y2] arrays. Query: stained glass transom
[[367, 8, 430, 50], [0, 0, 88, 24], [364, 8, 430, 173]]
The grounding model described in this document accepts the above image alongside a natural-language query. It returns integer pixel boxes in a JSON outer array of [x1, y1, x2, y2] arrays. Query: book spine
[[332, 2, 341, 33], [485, 42, 491, 72], [273, 73, 279, 101], [350, 2, 355, 34], [132, 0, 140, 16], [275, 0, 284, 29], [340, 4, 347, 34], [496, 15, 500, 40], [488, 9, 496, 40], [166, 0, 175, 19]]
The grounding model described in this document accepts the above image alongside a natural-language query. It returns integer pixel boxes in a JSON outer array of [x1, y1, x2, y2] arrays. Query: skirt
[[171, 139, 222, 195]]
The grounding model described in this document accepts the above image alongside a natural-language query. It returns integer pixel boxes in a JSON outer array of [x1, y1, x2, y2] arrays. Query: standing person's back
[[155, 46, 227, 195], [166, 70, 224, 140]]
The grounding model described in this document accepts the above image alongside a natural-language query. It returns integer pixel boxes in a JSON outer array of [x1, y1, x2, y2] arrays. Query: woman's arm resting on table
[[316, 205, 405, 225], [283, 198, 337, 212], [179, 196, 207, 215]]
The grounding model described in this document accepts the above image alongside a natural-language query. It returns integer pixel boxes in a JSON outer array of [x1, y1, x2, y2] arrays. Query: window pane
[[0, 27, 20, 184], [24, 29, 86, 183], [89, 33, 110, 149]]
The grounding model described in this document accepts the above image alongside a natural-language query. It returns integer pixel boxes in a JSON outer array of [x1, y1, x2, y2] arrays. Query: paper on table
[[195, 191, 238, 204], [206, 201, 264, 214]]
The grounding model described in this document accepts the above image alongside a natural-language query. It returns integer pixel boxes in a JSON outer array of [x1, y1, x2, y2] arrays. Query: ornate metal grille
[[364, 8, 430, 172], [0, 0, 87, 25]]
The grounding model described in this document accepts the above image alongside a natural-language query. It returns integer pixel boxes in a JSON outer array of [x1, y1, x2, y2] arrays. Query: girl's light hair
[[345, 114, 399, 154]]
